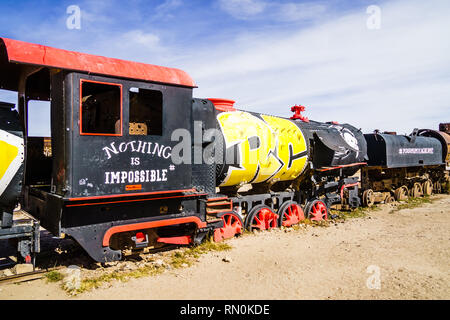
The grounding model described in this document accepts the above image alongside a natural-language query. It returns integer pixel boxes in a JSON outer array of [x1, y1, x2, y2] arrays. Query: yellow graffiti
[[0, 140, 18, 180], [261, 114, 308, 181], [217, 112, 308, 187]]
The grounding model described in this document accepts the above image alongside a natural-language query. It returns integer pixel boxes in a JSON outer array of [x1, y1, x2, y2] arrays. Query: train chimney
[[208, 98, 236, 112]]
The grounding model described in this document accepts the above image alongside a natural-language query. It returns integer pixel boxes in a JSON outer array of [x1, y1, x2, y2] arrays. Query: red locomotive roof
[[0, 37, 196, 87]]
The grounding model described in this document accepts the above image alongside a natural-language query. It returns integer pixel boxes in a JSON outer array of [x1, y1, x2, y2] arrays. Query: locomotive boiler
[[212, 100, 367, 190], [200, 99, 368, 235]]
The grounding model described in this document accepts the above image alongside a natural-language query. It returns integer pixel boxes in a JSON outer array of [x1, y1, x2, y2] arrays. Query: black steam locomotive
[[0, 37, 448, 264]]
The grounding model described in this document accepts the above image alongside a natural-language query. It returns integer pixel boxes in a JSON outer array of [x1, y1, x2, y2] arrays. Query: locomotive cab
[[0, 37, 216, 262]]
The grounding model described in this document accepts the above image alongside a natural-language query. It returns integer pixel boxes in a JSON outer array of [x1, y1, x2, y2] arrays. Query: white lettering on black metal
[[94, 140, 175, 187], [102, 141, 172, 160], [398, 148, 434, 155], [104, 169, 168, 184]]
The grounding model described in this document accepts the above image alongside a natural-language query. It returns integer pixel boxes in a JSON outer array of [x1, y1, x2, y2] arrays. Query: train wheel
[[422, 180, 433, 196], [246, 205, 279, 231], [416, 182, 424, 197], [278, 201, 305, 227], [362, 189, 375, 207], [433, 181, 442, 194], [214, 213, 244, 242], [409, 182, 423, 198], [394, 186, 408, 201], [385, 195, 395, 204], [305, 199, 328, 221]]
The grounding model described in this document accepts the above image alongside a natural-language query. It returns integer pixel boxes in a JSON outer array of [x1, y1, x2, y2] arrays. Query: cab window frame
[[79, 78, 123, 136], [128, 86, 163, 136]]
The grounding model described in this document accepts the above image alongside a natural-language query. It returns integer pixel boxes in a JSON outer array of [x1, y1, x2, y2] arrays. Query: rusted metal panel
[[442, 132, 450, 164], [418, 129, 450, 164], [0, 37, 196, 88], [439, 123, 450, 134]]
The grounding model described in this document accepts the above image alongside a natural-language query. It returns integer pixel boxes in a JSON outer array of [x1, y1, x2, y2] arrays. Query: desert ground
[[0, 195, 449, 300]]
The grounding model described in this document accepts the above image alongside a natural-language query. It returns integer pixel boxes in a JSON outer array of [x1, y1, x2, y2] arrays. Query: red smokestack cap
[[290, 105, 309, 122], [208, 98, 236, 112]]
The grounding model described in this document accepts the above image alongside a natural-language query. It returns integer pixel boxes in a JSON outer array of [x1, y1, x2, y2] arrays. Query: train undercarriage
[[3, 165, 448, 267], [360, 165, 449, 206]]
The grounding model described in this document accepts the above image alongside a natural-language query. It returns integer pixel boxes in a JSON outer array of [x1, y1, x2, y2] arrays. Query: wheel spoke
[[313, 203, 318, 214], [226, 215, 232, 226], [270, 214, 278, 228], [288, 206, 293, 216], [292, 205, 299, 217]]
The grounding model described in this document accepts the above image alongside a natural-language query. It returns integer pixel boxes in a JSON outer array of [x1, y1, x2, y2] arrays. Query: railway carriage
[[360, 130, 449, 205]]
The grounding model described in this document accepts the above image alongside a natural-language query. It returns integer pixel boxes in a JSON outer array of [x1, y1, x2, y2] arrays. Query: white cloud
[[190, 0, 450, 133], [276, 2, 327, 22], [156, 0, 183, 13], [1, 0, 449, 135], [219, 0, 328, 22], [154, 0, 183, 20], [218, 0, 267, 20], [121, 30, 160, 49]]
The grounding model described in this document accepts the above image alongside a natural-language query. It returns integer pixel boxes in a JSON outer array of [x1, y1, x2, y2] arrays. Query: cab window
[[129, 87, 163, 136], [80, 80, 122, 135]]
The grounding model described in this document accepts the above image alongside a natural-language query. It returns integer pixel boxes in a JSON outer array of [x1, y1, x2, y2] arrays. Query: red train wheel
[[305, 199, 328, 221], [278, 201, 305, 227], [246, 205, 279, 231], [214, 213, 243, 242]]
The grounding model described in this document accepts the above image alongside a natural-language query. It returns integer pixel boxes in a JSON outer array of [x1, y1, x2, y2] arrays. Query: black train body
[[364, 132, 443, 168]]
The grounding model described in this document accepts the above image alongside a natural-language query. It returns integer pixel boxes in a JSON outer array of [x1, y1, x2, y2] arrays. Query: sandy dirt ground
[[1, 195, 449, 300]]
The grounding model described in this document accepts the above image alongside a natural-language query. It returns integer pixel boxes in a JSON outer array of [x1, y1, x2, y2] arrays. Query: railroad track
[[0, 242, 180, 286], [0, 267, 63, 285]]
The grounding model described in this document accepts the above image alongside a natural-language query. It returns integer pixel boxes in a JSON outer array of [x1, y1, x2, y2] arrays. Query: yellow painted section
[[218, 112, 308, 187], [261, 114, 308, 181], [0, 140, 18, 180]]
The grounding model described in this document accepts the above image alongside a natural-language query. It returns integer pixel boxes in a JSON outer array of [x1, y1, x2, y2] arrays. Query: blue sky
[[0, 0, 449, 136]]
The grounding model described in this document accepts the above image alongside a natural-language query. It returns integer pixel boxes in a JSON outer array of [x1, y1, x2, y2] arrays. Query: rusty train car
[[360, 129, 450, 205], [0, 38, 448, 264]]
